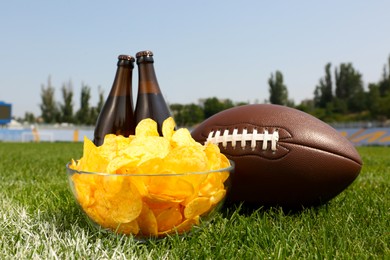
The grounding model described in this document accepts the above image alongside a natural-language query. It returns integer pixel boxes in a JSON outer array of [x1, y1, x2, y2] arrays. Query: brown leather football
[[191, 104, 362, 208]]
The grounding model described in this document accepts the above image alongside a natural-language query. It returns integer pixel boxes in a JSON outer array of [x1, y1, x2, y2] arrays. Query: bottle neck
[[110, 65, 134, 96], [137, 62, 161, 94]]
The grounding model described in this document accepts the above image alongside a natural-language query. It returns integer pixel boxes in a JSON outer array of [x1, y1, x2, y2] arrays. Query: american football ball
[[191, 104, 362, 208]]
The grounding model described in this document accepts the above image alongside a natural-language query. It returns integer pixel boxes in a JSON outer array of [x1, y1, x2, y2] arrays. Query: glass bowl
[[65, 162, 234, 239]]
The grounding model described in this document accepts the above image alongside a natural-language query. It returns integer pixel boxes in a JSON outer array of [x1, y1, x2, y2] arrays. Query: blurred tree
[[314, 63, 333, 108], [222, 99, 235, 109], [96, 86, 105, 114], [296, 99, 315, 113], [24, 112, 36, 124], [40, 76, 59, 123], [380, 92, 390, 118], [268, 71, 289, 106], [89, 86, 105, 126], [335, 63, 365, 112], [329, 97, 348, 114], [378, 55, 390, 96], [377, 56, 390, 120], [76, 83, 92, 125], [60, 80, 74, 123], [367, 83, 382, 118], [369, 82, 390, 121], [179, 104, 204, 126], [203, 97, 234, 119], [236, 101, 250, 106], [170, 103, 184, 124]]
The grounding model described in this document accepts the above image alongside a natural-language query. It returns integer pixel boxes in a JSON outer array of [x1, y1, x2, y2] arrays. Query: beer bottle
[[134, 50, 172, 135], [93, 55, 136, 146]]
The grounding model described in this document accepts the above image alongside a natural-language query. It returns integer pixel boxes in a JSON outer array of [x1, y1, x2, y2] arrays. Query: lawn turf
[[0, 143, 388, 259]]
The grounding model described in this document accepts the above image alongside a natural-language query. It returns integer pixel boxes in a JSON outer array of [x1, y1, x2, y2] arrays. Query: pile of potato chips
[[69, 117, 231, 238]]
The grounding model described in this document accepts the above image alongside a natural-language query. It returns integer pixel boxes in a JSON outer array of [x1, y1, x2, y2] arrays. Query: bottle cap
[[118, 55, 135, 62], [136, 50, 153, 58], [136, 50, 154, 64]]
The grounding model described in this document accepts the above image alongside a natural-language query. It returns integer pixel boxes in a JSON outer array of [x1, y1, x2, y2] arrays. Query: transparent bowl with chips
[[66, 161, 233, 239], [65, 117, 234, 239]]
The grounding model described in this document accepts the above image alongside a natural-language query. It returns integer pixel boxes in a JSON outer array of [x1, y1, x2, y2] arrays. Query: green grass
[[0, 143, 389, 259]]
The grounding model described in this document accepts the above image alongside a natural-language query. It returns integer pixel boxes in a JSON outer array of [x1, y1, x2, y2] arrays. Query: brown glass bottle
[[93, 55, 136, 146], [134, 50, 172, 135]]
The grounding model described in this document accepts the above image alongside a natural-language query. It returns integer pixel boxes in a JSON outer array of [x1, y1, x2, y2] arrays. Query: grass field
[[0, 142, 388, 259]]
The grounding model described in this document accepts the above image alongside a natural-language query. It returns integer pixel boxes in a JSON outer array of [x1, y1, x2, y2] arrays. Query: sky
[[1, 1, 389, 118]]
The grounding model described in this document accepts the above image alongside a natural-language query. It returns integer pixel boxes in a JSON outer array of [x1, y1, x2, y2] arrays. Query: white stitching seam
[[206, 128, 279, 151]]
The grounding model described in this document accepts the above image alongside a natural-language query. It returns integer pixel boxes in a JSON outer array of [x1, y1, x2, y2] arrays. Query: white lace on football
[[206, 128, 279, 151]]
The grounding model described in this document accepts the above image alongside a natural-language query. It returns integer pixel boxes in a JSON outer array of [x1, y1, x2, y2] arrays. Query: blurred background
[[1, 1, 389, 144]]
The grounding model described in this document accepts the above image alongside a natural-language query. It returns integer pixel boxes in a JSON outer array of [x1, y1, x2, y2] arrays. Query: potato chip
[[163, 146, 208, 173], [174, 215, 200, 233], [110, 220, 139, 235], [70, 159, 79, 169], [110, 198, 142, 223], [78, 136, 108, 172], [89, 178, 143, 226], [98, 134, 118, 161], [72, 175, 95, 208], [198, 172, 225, 197], [120, 136, 170, 167], [136, 157, 164, 174], [106, 155, 138, 174], [158, 216, 200, 236], [98, 134, 135, 161], [143, 195, 181, 217], [219, 153, 230, 169], [70, 117, 231, 237], [156, 205, 183, 232], [147, 176, 194, 201], [115, 165, 140, 174], [135, 118, 159, 137], [91, 203, 111, 226], [83, 135, 95, 157], [93, 188, 112, 208], [137, 202, 158, 236], [102, 175, 124, 196], [84, 206, 106, 226], [109, 182, 143, 223], [184, 197, 212, 219], [125, 176, 148, 197], [114, 135, 134, 152], [179, 174, 208, 206], [218, 169, 230, 184], [209, 189, 227, 205], [204, 143, 223, 170], [171, 128, 201, 148], [162, 117, 176, 141], [75, 187, 94, 208]]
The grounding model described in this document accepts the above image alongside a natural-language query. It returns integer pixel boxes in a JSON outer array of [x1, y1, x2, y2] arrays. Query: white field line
[[0, 196, 157, 259], [0, 196, 87, 259]]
